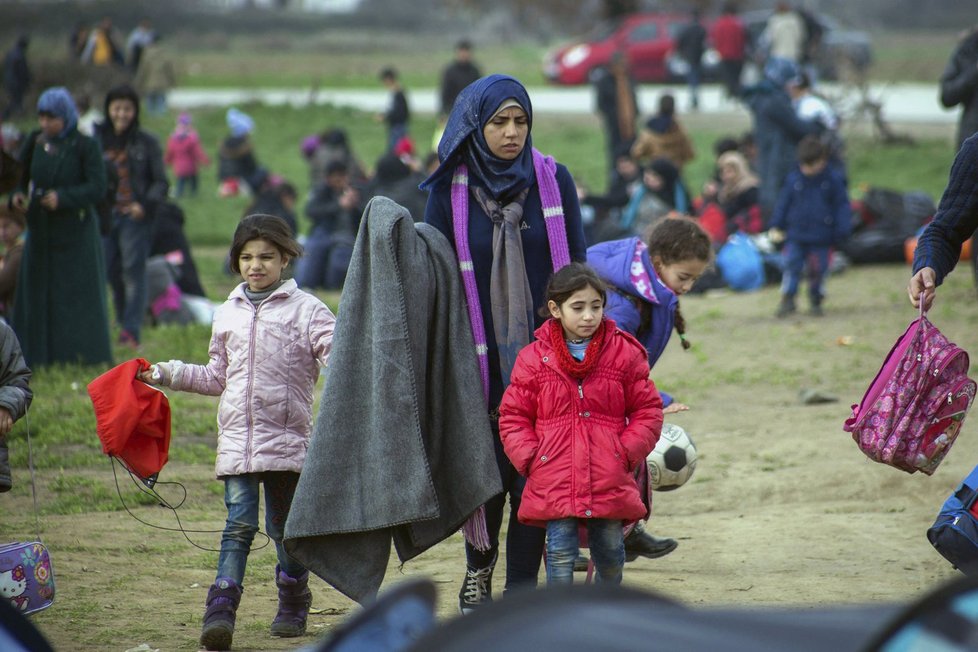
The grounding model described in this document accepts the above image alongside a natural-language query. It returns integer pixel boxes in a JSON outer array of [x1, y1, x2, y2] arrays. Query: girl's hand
[[11, 193, 27, 211], [137, 366, 159, 385], [663, 402, 689, 415], [126, 202, 145, 220], [138, 364, 169, 385]]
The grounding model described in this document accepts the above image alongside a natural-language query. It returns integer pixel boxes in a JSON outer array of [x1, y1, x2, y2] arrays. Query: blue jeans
[[464, 420, 545, 593], [175, 175, 198, 198], [546, 518, 624, 585], [216, 472, 306, 585], [294, 225, 353, 290], [103, 210, 152, 342], [686, 62, 702, 109], [388, 124, 408, 152], [780, 242, 830, 303]]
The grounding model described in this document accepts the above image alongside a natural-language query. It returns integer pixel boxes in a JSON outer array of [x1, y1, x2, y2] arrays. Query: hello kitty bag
[[843, 300, 977, 475], [0, 542, 54, 615], [0, 417, 55, 615]]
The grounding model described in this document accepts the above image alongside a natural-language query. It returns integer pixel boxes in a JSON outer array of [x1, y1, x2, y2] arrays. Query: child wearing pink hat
[[164, 112, 210, 198]]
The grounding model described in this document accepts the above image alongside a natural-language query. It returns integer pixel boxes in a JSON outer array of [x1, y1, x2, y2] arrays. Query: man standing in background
[[1, 35, 30, 121], [439, 39, 482, 120], [711, 2, 747, 100], [762, 2, 806, 64], [591, 52, 638, 181], [675, 9, 707, 111], [938, 26, 978, 290]]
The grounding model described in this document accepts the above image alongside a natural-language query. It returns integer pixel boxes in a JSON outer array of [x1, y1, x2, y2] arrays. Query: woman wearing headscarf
[[698, 150, 762, 242], [620, 157, 690, 236], [421, 74, 587, 612], [9, 87, 112, 366]]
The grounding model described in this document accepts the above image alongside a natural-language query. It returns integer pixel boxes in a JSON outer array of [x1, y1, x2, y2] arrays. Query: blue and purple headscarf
[[421, 74, 534, 199], [36, 87, 78, 138]]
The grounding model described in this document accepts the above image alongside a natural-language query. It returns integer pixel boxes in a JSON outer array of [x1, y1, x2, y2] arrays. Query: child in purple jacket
[[587, 216, 712, 563]]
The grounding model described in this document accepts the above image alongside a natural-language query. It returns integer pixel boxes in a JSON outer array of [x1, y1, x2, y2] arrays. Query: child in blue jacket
[[769, 135, 851, 317]]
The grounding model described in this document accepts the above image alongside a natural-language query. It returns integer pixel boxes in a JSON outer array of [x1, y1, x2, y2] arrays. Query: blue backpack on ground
[[716, 232, 765, 291], [927, 465, 978, 575]]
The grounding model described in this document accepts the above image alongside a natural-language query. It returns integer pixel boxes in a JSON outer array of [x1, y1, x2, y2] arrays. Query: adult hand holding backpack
[[844, 271, 977, 474], [908, 266, 937, 311]]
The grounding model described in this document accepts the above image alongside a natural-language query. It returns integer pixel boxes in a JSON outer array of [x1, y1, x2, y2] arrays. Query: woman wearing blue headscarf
[[422, 74, 587, 611], [9, 87, 112, 366]]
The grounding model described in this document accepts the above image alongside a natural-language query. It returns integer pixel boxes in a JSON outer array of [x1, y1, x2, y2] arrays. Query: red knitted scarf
[[546, 317, 609, 379]]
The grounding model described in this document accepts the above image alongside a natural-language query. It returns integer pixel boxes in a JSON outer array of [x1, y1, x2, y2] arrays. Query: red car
[[543, 12, 718, 85]]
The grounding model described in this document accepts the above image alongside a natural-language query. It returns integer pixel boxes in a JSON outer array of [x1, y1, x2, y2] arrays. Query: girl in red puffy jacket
[[499, 262, 663, 585]]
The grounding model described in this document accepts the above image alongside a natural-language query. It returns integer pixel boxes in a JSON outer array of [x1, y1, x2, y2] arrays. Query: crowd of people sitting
[[0, 20, 863, 372]]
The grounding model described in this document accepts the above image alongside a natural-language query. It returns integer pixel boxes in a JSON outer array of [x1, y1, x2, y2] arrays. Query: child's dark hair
[[379, 66, 398, 82], [713, 136, 740, 158], [539, 262, 607, 318], [279, 182, 297, 201], [228, 214, 302, 274], [645, 217, 713, 350], [797, 134, 827, 165]]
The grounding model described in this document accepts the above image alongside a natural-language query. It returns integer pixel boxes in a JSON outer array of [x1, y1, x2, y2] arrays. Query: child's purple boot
[[199, 577, 242, 651], [270, 566, 312, 637]]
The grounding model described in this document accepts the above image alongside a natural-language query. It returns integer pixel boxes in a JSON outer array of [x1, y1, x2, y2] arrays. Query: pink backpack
[[843, 304, 977, 475]]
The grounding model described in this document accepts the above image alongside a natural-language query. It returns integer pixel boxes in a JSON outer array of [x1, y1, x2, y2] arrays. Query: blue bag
[[716, 232, 765, 291], [927, 465, 978, 575]]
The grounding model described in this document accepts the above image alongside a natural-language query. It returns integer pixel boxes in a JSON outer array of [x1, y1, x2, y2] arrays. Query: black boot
[[271, 566, 312, 638], [776, 295, 796, 318], [458, 553, 496, 614], [810, 294, 824, 316], [200, 577, 242, 651], [624, 527, 678, 562]]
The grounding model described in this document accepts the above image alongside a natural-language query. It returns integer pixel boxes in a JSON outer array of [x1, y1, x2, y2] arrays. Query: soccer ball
[[646, 423, 697, 491]]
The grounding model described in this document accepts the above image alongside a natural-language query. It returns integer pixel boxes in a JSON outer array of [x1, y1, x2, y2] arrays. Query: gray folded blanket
[[284, 196, 502, 604]]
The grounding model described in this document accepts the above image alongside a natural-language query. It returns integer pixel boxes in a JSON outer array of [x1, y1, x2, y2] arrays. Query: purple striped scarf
[[452, 148, 572, 404], [452, 148, 571, 551]]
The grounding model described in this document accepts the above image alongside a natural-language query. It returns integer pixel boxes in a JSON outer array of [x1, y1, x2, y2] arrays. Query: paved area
[[169, 82, 957, 125]]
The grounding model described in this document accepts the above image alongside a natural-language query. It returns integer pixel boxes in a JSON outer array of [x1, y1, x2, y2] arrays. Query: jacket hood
[[587, 237, 662, 305], [99, 84, 142, 148]]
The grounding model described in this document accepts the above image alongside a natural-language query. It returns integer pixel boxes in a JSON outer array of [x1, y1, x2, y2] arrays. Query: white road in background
[[169, 83, 956, 124]]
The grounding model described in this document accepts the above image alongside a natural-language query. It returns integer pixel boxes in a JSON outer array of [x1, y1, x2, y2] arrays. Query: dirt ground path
[[18, 264, 978, 650]]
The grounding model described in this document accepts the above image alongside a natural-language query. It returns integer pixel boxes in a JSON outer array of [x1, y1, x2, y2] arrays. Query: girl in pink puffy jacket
[[139, 213, 334, 650], [499, 262, 662, 586]]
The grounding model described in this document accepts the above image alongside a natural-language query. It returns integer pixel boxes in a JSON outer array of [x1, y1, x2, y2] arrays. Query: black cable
[[110, 457, 270, 554]]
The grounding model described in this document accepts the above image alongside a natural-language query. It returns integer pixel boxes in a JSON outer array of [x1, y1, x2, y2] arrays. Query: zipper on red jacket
[[578, 380, 583, 399]]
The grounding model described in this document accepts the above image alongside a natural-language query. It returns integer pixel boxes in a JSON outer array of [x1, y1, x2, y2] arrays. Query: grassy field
[[2, 98, 961, 493], [0, 85, 972, 648]]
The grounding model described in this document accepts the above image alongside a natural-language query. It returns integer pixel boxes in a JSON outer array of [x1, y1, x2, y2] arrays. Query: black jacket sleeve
[[913, 134, 978, 284], [0, 322, 32, 420]]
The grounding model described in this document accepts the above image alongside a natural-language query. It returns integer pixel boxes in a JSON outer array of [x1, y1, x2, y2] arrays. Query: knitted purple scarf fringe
[[452, 148, 571, 551]]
